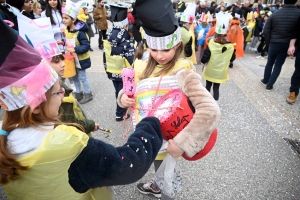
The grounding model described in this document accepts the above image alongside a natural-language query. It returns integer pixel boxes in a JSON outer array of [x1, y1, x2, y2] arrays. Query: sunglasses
[[52, 88, 65, 96]]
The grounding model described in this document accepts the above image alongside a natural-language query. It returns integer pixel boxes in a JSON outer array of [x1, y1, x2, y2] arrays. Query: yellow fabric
[[65, 31, 90, 61], [3, 125, 112, 200], [134, 59, 194, 84], [187, 26, 197, 64], [202, 40, 234, 83], [134, 59, 194, 161], [62, 58, 76, 78], [245, 20, 256, 42], [103, 40, 131, 74], [62, 93, 85, 120], [77, 8, 89, 22]]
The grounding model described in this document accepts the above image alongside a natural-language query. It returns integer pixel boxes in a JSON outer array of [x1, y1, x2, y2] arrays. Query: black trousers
[[98, 29, 107, 48], [290, 48, 300, 94]]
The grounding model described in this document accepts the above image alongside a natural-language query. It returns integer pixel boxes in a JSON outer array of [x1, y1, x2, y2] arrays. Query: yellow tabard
[[65, 31, 90, 61], [187, 28, 197, 64], [202, 40, 234, 84], [3, 125, 112, 200]]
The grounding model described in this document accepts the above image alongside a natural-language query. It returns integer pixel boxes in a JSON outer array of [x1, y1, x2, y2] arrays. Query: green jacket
[[59, 82, 95, 133]]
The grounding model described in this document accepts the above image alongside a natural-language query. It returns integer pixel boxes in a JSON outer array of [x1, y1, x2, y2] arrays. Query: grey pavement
[[1, 37, 300, 199]]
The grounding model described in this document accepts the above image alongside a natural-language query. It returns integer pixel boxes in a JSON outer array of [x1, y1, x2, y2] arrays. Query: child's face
[[61, 1, 66, 7], [63, 14, 75, 27], [150, 47, 176, 65], [84, 9, 89, 15], [50, 56, 65, 77], [48, 81, 64, 119]]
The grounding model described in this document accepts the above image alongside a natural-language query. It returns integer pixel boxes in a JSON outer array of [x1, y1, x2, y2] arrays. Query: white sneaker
[[256, 56, 262, 59], [69, 83, 76, 92]]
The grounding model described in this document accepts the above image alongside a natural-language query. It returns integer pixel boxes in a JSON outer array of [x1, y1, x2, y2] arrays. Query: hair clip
[[0, 129, 9, 136]]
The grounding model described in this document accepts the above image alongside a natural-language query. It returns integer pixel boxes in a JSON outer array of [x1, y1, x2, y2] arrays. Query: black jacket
[[263, 5, 300, 45], [196, 6, 208, 15], [291, 16, 300, 48], [241, 6, 252, 19], [0, 3, 18, 30]]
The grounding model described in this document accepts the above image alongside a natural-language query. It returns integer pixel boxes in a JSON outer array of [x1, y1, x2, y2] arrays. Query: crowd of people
[[0, 0, 299, 199]]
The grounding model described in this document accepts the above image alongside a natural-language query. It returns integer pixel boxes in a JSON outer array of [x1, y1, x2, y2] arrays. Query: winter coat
[[253, 18, 263, 37], [65, 20, 91, 70], [77, 8, 88, 22], [86, 14, 94, 38], [41, 9, 65, 51], [262, 5, 300, 45], [105, 27, 135, 81], [196, 6, 208, 15], [0, 3, 18, 30], [93, 5, 108, 30], [60, 82, 95, 133], [291, 16, 300, 48]]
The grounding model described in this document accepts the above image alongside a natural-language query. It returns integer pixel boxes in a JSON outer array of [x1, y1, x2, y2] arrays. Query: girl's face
[[35, 5, 42, 14], [62, 14, 75, 27], [84, 9, 89, 15], [150, 47, 176, 65], [48, 81, 64, 119], [48, 0, 58, 9], [22, 0, 33, 12], [50, 56, 65, 77]]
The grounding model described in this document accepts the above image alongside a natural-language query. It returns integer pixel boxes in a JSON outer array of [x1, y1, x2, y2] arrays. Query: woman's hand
[[166, 139, 184, 158], [93, 123, 100, 132], [121, 93, 135, 107]]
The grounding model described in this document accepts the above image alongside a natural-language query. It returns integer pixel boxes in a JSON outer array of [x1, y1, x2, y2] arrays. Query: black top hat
[[135, 0, 181, 50], [110, 4, 128, 22]]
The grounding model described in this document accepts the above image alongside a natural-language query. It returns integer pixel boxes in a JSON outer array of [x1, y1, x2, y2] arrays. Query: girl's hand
[[121, 93, 135, 107], [67, 48, 75, 53], [93, 123, 100, 132], [57, 40, 64, 45], [166, 139, 184, 158]]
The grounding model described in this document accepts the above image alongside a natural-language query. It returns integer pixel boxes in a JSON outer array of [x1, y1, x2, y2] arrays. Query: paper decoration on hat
[[110, 4, 129, 28], [180, 2, 196, 23], [247, 11, 253, 20], [17, 14, 61, 59], [267, 11, 272, 16], [0, 20, 58, 111], [215, 12, 231, 34], [235, 13, 241, 19], [260, 10, 265, 15], [64, 0, 81, 19], [135, 0, 181, 50], [253, 11, 258, 19]]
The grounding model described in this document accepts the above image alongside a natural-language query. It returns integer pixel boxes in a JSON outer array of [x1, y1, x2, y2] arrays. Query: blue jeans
[[73, 69, 91, 93], [263, 43, 289, 87], [290, 48, 300, 94], [112, 80, 127, 117]]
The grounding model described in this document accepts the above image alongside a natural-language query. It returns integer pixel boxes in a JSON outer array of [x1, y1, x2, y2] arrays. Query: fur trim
[[117, 89, 127, 108], [173, 69, 221, 157]]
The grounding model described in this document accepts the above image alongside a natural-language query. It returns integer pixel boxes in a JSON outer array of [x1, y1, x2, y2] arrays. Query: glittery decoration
[[130, 163, 133, 168], [141, 137, 144, 140], [145, 150, 147, 153], [144, 138, 147, 143]]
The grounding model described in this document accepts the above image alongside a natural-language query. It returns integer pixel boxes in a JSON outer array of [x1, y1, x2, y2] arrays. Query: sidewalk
[[1, 39, 300, 199]]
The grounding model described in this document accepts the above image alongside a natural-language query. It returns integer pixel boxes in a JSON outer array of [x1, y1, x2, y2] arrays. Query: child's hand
[[121, 93, 135, 107], [57, 40, 64, 45], [67, 48, 75, 53], [93, 123, 100, 132], [166, 139, 184, 158]]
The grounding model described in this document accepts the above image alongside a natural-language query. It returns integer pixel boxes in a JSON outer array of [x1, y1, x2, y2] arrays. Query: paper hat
[[135, 0, 181, 50], [64, 0, 81, 19], [267, 11, 272, 16], [110, 4, 129, 27], [0, 20, 58, 111], [253, 11, 258, 19], [17, 14, 61, 59], [215, 12, 231, 34], [180, 2, 196, 23], [260, 10, 265, 15], [247, 11, 253, 20]]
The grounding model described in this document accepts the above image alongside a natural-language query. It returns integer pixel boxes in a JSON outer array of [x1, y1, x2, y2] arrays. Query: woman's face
[[48, 80, 64, 119], [62, 13, 75, 27], [150, 47, 176, 65], [50, 56, 65, 77], [22, 0, 33, 12], [48, 0, 58, 9]]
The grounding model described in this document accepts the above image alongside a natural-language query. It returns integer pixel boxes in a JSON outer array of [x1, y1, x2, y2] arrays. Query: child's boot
[[74, 92, 83, 102], [80, 93, 93, 104]]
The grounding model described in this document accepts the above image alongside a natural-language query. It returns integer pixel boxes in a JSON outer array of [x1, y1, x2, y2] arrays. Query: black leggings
[[206, 80, 220, 100]]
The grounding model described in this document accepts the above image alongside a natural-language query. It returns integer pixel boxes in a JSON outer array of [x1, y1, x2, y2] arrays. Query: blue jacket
[[67, 20, 91, 70], [254, 18, 263, 37], [195, 24, 210, 46]]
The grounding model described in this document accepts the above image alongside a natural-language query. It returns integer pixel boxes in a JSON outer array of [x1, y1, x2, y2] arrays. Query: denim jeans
[[112, 80, 127, 117], [290, 48, 300, 94], [263, 43, 289, 87], [73, 69, 91, 93]]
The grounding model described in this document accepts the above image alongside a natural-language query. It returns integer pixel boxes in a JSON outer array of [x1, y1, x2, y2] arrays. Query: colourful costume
[[227, 18, 244, 58]]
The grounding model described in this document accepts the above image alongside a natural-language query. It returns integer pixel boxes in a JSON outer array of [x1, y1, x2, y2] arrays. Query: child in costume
[[256, 12, 269, 59], [204, 16, 216, 50], [63, 1, 93, 104], [77, 7, 88, 22], [201, 12, 236, 103], [104, 5, 135, 122], [118, 0, 221, 198], [249, 11, 263, 52], [195, 12, 210, 62], [0, 20, 162, 200], [227, 15, 244, 59], [179, 2, 197, 64]]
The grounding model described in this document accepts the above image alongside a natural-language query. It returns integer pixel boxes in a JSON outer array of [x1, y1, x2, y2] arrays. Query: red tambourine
[[148, 90, 217, 161]]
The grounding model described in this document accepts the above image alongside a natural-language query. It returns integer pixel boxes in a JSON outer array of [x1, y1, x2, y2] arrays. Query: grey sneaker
[[137, 181, 161, 198], [79, 93, 93, 104], [74, 92, 83, 102]]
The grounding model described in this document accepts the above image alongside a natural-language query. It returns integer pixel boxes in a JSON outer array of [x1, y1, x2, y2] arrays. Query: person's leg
[[262, 43, 278, 84], [102, 29, 107, 40], [98, 29, 103, 49], [77, 69, 93, 104], [206, 80, 213, 92], [287, 48, 300, 104], [72, 69, 83, 101], [112, 80, 127, 119], [212, 83, 220, 101], [267, 43, 289, 88]]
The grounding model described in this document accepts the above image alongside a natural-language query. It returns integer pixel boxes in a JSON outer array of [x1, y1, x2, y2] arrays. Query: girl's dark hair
[[45, 0, 63, 25], [139, 42, 183, 81], [214, 33, 228, 44], [133, 39, 148, 61], [82, 7, 88, 12]]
